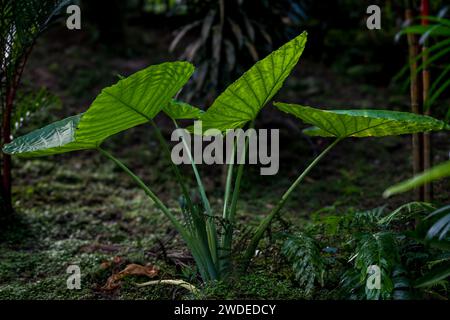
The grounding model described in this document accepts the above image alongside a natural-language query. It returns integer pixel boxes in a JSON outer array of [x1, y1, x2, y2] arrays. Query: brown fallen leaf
[[101, 264, 159, 291], [100, 255, 123, 270]]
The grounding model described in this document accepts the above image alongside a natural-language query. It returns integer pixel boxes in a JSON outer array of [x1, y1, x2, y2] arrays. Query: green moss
[[200, 272, 307, 299]]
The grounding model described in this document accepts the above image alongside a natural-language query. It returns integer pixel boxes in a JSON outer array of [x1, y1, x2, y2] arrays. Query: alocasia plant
[[3, 32, 448, 284]]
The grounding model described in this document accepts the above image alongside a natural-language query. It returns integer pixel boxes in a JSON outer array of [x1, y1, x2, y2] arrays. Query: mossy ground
[[1, 27, 449, 300]]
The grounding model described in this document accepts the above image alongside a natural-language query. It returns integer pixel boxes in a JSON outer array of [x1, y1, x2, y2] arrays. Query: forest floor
[[0, 26, 449, 300]]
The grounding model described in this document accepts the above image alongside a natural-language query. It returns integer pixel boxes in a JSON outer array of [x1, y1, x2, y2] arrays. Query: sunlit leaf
[[274, 103, 449, 138], [199, 31, 307, 132], [3, 62, 194, 157], [384, 160, 450, 197], [163, 99, 203, 120], [3, 114, 93, 157]]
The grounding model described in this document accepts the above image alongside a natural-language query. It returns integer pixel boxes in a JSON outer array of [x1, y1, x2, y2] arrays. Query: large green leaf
[[199, 31, 307, 132], [3, 62, 194, 157], [274, 103, 449, 138], [163, 99, 203, 120], [3, 114, 94, 157], [384, 160, 450, 197], [76, 62, 194, 143]]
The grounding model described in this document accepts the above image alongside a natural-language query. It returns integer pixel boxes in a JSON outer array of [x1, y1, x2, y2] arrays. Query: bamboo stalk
[[405, 0, 424, 201], [421, 0, 432, 202]]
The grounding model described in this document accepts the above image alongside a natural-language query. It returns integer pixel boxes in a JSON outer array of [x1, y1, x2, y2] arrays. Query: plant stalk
[[222, 121, 254, 265], [98, 147, 218, 280], [242, 138, 341, 270], [150, 119, 194, 214], [173, 120, 219, 270]]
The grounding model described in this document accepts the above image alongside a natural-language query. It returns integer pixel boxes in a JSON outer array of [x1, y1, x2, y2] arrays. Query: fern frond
[[282, 233, 325, 296], [351, 206, 385, 227], [344, 232, 411, 300]]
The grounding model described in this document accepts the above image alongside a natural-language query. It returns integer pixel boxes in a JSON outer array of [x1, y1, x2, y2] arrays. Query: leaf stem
[[222, 121, 254, 264], [98, 147, 218, 280], [173, 120, 219, 270], [150, 119, 194, 216], [242, 138, 341, 270]]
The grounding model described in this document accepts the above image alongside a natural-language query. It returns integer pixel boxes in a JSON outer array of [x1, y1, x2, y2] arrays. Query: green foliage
[[334, 203, 448, 299], [200, 271, 307, 299], [3, 62, 194, 157], [413, 205, 450, 289], [397, 15, 450, 117], [199, 32, 307, 132], [293, 202, 450, 299], [0, 0, 70, 82], [3, 114, 87, 157], [1, 0, 70, 211], [163, 99, 203, 120], [345, 232, 403, 300], [4, 31, 449, 287], [378, 202, 435, 225], [415, 259, 450, 289], [244, 102, 448, 269], [11, 87, 61, 134], [4, 34, 311, 283], [384, 160, 450, 197], [353, 207, 385, 226], [426, 205, 450, 241], [282, 232, 325, 296], [274, 103, 449, 138]]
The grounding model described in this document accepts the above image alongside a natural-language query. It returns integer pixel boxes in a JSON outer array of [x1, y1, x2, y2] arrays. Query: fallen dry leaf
[[101, 264, 159, 291]]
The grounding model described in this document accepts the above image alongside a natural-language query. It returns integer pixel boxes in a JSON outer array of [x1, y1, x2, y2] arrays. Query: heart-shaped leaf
[[163, 99, 203, 120], [3, 61, 194, 157], [384, 160, 450, 197], [274, 103, 449, 138], [199, 31, 307, 132]]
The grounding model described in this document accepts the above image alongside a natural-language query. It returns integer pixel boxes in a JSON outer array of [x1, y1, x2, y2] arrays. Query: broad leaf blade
[[199, 31, 307, 132], [3, 62, 194, 157], [274, 103, 449, 138], [3, 114, 94, 157], [427, 212, 450, 240], [76, 62, 194, 143], [163, 99, 203, 120], [384, 160, 450, 197]]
